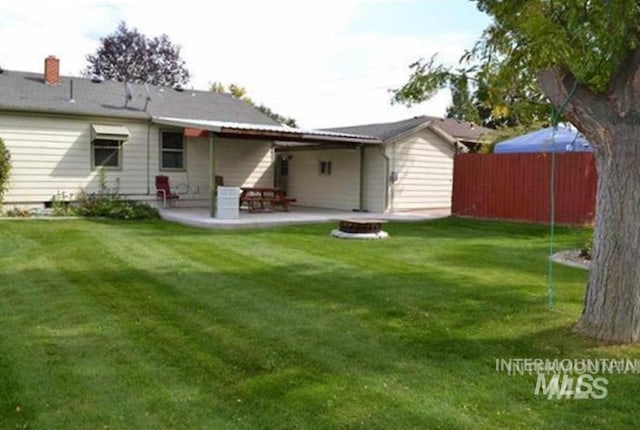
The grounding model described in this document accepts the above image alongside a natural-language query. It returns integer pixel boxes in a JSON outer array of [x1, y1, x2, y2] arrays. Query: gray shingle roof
[[0, 70, 279, 125], [325, 115, 494, 143]]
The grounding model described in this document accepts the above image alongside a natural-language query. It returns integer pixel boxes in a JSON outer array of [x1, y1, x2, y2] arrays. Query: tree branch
[[536, 68, 615, 150], [608, 46, 640, 117]]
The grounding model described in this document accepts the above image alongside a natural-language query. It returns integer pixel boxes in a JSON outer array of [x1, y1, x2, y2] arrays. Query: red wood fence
[[452, 152, 597, 225]]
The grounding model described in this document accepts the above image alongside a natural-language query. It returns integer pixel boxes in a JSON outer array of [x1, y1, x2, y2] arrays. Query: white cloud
[[0, 0, 485, 128]]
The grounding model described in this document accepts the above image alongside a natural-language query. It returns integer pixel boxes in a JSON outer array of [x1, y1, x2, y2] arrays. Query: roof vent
[[0, 66, 4, 74], [91, 75, 103, 83], [69, 80, 75, 103], [124, 82, 133, 108], [143, 83, 152, 111], [174, 85, 184, 92]]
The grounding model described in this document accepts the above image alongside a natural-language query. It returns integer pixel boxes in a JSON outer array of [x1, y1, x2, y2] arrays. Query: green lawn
[[0, 218, 637, 429]]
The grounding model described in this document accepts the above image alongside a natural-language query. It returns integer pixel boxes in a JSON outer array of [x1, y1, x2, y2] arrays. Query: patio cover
[[152, 117, 381, 145], [151, 116, 381, 218], [494, 126, 592, 153]]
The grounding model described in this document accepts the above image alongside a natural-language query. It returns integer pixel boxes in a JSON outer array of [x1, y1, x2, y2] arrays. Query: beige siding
[[390, 129, 454, 210], [151, 135, 274, 207], [0, 114, 150, 203], [151, 133, 210, 205], [1, 115, 275, 208], [285, 149, 360, 210], [215, 138, 274, 188], [363, 147, 386, 213]]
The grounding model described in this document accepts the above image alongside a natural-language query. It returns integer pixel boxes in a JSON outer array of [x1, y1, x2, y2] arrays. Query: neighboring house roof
[[325, 115, 493, 144], [0, 70, 279, 125], [422, 116, 493, 143]]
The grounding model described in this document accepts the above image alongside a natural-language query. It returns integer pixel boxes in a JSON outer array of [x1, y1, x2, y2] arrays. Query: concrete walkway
[[159, 206, 450, 229]]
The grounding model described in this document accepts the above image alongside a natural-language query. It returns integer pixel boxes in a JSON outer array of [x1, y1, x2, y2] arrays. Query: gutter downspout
[[146, 120, 151, 195], [378, 145, 390, 213], [209, 132, 217, 218], [390, 142, 397, 212]]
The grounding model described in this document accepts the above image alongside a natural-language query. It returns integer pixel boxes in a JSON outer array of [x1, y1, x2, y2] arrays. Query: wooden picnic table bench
[[240, 187, 296, 212]]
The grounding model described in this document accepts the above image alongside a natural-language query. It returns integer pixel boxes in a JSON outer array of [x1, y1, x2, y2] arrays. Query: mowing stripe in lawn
[[2, 219, 637, 430]]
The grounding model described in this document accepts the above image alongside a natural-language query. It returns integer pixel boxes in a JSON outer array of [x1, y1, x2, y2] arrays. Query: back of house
[[0, 56, 491, 216]]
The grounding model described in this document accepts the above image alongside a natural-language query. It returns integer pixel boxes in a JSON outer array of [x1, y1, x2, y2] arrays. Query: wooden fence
[[452, 152, 597, 225]]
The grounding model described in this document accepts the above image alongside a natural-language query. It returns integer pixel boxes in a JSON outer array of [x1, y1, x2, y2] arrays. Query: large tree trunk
[[576, 130, 640, 343], [538, 62, 640, 343]]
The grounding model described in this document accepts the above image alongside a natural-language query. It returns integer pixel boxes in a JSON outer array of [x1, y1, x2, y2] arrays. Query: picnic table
[[239, 187, 296, 212]]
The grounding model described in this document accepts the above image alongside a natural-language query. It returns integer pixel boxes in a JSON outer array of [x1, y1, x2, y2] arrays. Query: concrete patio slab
[[159, 206, 450, 229]]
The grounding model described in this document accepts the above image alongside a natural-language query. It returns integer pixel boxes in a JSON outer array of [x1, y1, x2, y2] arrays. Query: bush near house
[[0, 137, 11, 204], [62, 169, 159, 220], [74, 190, 159, 220]]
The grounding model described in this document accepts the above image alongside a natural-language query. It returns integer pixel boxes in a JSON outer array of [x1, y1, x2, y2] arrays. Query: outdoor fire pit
[[331, 219, 389, 240]]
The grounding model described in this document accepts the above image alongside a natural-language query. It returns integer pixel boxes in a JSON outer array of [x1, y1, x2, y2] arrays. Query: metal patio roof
[[152, 116, 382, 145]]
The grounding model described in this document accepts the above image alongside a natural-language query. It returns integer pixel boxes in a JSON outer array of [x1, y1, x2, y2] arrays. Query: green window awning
[[91, 124, 130, 141]]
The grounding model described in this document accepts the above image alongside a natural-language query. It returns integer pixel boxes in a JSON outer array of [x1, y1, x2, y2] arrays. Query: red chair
[[155, 175, 179, 208]]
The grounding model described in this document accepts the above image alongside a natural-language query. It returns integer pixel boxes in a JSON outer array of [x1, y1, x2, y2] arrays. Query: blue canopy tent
[[494, 126, 593, 153]]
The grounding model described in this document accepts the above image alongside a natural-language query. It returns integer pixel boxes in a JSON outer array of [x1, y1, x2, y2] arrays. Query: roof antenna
[[124, 82, 133, 108], [191, 85, 195, 96], [144, 83, 152, 111], [69, 79, 76, 103]]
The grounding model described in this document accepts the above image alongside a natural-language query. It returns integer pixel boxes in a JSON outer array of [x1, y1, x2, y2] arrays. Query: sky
[[0, 0, 491, 128]]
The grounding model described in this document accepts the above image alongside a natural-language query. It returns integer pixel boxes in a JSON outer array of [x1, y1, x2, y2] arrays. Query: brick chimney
[[44, 55, 60, 85]]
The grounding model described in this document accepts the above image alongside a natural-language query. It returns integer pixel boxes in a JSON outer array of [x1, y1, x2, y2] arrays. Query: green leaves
[[392, 1, 640, 128], [0, 137, 11, 204], [391, 55, 454, 107], [210, 82, 298, 127], [476, 0, 640, 93]]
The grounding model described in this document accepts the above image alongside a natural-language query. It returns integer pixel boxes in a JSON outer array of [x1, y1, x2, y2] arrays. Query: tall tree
[[396, 1, 640, 343], [446, 74, 481, 125], [84, 22, 190, 86], [210, 82, 297, 127], [392, 55, 549, 128]]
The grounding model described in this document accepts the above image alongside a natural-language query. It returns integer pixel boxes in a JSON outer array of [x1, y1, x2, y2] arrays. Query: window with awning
[[90, 124, 130, 141], [90, 124, 129, 170]]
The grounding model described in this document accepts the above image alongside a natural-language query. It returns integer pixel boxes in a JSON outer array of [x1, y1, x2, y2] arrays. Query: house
[[0, 56, 491, 216], [276, 116, 492, 213], [0, 56, 376, 216]]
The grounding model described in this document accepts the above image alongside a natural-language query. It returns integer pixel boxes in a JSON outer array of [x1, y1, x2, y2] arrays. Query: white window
[[319, 160, 332, 176], [90, 124, 129, 170], [92, 139, 122, 169], [161, 130, 185, 170]]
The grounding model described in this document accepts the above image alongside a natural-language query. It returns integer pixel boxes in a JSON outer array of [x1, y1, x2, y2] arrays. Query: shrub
[[5, 207, 31, 217], [51, 191, 75, 216], [579, 235, 593, 260], [75, 192, 159, 220], [0, 137, 11, 203], [73, 169, 159, 220]]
